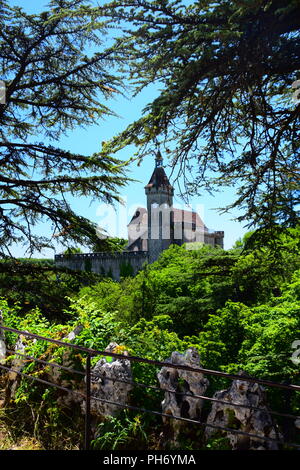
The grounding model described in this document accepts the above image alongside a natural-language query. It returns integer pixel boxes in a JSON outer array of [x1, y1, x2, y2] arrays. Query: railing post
[[84, 353, 91, 450]]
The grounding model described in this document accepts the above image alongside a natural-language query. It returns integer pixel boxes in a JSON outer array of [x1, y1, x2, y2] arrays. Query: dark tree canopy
[[103, 0, 300, 229], [0, 0, 130, 257]]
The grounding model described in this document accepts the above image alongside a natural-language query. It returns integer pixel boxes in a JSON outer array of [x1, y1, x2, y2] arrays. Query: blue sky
[[7, 0, 248, 256]]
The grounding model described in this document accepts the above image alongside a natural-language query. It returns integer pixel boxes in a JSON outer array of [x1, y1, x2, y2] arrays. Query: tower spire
[[145, 150, 174, 263], [155, 149, 163, 168]]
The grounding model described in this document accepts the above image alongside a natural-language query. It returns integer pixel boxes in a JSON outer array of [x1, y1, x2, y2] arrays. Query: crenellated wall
[[55, 251, 148, 280]]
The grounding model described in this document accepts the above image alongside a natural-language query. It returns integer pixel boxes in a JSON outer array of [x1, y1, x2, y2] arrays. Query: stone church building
[[55, 153, 224, 279]]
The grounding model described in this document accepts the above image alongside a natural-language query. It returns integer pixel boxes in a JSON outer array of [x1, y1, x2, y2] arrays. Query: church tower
[[145, 151, 174, 263]]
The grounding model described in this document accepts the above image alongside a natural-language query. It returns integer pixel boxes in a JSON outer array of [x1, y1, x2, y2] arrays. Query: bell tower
[[145, 151, 174, 263]]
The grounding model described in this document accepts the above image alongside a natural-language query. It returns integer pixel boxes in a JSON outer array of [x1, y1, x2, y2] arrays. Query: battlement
[[55, 251, 148, 261], [55, 251, 149, 281]]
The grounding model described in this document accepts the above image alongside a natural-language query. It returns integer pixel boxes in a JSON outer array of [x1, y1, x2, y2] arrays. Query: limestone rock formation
[[0, 310, 6, 364], [65, 325, 84, 343], [205, 371, 281, 450], [4, 333, 33, 403], [157, 348, 209, 443], [47, 325, 85, 408], [87, 342, 133, 418]]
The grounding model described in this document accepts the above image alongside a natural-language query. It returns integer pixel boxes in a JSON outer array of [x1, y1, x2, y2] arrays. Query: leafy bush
[[197, 270, 300, 385], [91, 411, 148, 450], [0, 226, 299, 449], [76, 228, 300, 337], [77, 244, 238, 336], [0, 262, 102, 321]]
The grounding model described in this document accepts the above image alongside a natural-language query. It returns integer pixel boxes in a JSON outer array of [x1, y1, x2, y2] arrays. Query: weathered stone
[[48, 325, 85, 409], [205, 371, 281, 450], [65, 324, 84, 342], [157, 348, 209, 443], [55, 251, 148, 281], [8, 336, 27, 381], [4, 333, 31, 403], [0, 310, 6, 364], [86, 342, 133, 418]]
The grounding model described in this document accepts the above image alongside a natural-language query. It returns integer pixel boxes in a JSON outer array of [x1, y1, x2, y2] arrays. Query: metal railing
[[0, 324, 299, 450]]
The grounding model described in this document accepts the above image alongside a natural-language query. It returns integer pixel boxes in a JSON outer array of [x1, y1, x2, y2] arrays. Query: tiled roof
[[128, 207, 206, 229], [144, 166, 173, 190], [128, 207, 148, 226], [171, 208, 204, 226]]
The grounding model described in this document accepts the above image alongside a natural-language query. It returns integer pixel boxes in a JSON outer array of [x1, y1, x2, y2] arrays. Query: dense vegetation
[[0, 227, 299, 449]]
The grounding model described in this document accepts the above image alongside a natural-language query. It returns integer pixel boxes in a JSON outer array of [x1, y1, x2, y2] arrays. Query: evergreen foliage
[[0, 0, 130, 259], [102, 0, 300, 229]]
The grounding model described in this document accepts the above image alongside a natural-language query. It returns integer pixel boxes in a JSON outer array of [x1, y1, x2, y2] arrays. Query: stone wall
[[55, 251, 148, 280]]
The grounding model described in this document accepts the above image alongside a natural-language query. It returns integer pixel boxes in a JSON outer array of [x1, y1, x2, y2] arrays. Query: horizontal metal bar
[[5, 348, 298, 422], [1, 325, 300, 392], [6, 348, 85, 376], [1, 362, 299, 449], [4, 349, 299, 422], [90, 370, 300, 422], [0, 363, 85, 398], [88, 394, 300, 449]]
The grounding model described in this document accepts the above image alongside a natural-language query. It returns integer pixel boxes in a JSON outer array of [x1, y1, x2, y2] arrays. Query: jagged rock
[[86, 342, 133, 418], [49, 337, 132, 426], [157, 348, 209, 443], [65, 325, 84, 343], [205, 371, 281, 450], [0, 310, 6, 364], [48, 325, 85, 408], [8, 336, 27, 381], [4, 333, 31, 403]]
